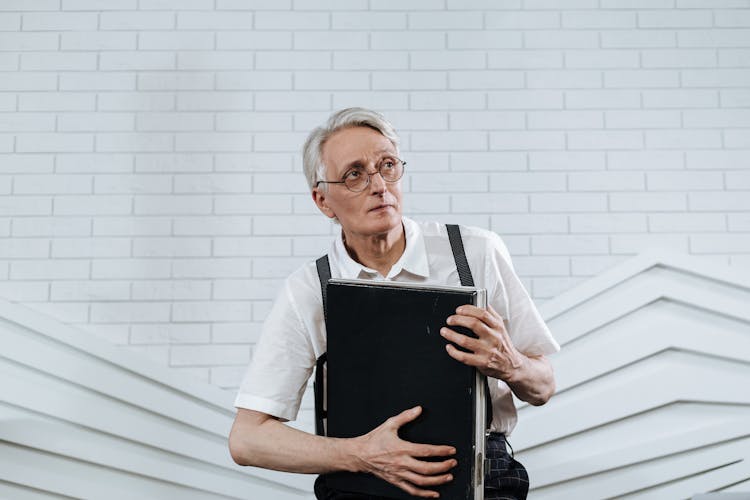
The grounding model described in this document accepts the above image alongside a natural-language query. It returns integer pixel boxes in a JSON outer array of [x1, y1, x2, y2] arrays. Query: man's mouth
[[369, 204, 392, 212]]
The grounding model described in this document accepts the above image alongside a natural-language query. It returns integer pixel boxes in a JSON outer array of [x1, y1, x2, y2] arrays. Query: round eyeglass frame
[[314, 158, 406, 193]]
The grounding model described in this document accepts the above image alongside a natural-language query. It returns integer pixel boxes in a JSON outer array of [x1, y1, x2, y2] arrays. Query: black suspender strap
[[314, 255, 331, 436], [446, 224, 475, 287]]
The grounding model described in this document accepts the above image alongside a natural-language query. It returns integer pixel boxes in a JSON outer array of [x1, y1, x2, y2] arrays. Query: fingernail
[[440, 327, 447, 335]]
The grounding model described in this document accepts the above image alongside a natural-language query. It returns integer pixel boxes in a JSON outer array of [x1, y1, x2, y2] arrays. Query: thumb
[[388, 406, 422, 429]]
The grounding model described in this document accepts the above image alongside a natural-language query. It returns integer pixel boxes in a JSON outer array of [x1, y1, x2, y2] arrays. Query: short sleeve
[[234, 278, 317, 421]]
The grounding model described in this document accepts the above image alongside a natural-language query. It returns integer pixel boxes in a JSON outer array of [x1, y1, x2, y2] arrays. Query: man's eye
[[381, 159, 396, 169], [344, 170, 361, 180]]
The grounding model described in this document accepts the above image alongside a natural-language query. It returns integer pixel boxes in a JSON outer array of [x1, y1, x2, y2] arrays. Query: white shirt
[[235, 217, 560, 435]]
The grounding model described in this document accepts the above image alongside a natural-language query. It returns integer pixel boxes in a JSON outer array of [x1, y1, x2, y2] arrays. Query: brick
[[213, 236, 292, 256], [0, 113, 55, 131], [97, 133, 173, 153], [331, 12, 406, 30], [27, 303, 90, 324], [94, 174, 172, 194], [683, 69, 750, 88], [532, 235, 608, 255], [255, 92, 330, 111], [10, 259, 89, 280], [60, 73, 137, 91], [684, 110, 750, 128], [530, 151, 605, 171], [132, 280, 212, 301], [176, 92, 252, 111], [218, 0, 288, 7], [0, 282, 48, 301], [23, 12, 98, 30], [59, 113, 135, 132], [0, 33, 58, 50], [99, 92, 175, 111], [489, 90, 563, 109], [371, 0, 444, 8], [692, 233, 750, 253], [643, 89, 718, 108], [254, 215, 332, 235], [725, 130, 750, 148], [610, 192, 687, 211], [570, 213, 647, 233], [254, 132, 309, 152], [217, 31, 291, 50], [295, 0, 366, 8], [605, 70, 680, 88], [401, 152, 451, 172], [566, 90, 641, 109], [218, 71, 294, 91], [17, 134, 93, 153], [58, 154, 134, 173], [646, 130, 722, 149], [19, 93, 95, 112], [569, 171, 645, 191], [133, 237, 211, 257], [0, 239, 49, 258], [100, 11, 174, 30], [332, 92, 408, 110], [295, 71, 369, 90], [0, 136, 12, 152], [173, 174, 252, 193], [62, 32, 136, 50], [139, 31, 214, 50], [678, 0, 748, 6], [0, 73, 57, 91], [452, 193, 528, 213], [714, 9, 750, 27], [372, 72, 447, 90], [334, 51, 408, 70], [254, 173, 311, 194], [611, 234, 689, 254], [450, 0, 522, 6], [528, 111, 603, 130], [719, 49, 750, 67], [531, 193, 607, 212], [408, 12, 483, 30], [726, 170, 750, 189], [170, 343, 251, 365], [565, 50, 640, 69], [601, 0, 674, 6], [448, 31, 521, 50], [176, 11, 252, 29], [173, 258, 251, 278], [134, 195, 212, 215], [14, 175, 91, 195], [100, 52, 175, 71], [136, 154, 211, 173], [687, 150, 750, 170], [568, 131, 644, 150], [402, 193, 450, 213], [410, 131, 487, 151], [175, 133, 254, 152], [255, 11, 329, 29], [649, 213, 727, 232], [601, 30, 676, 48], [217, 111, 292, 131], [690, 191, 750, 210], [51, 238, 130, 258], [130, 324, 210, 344], [490, 172, 566, 192], [62, 0, 137, 9], [679, 29, 750, 48], [256, 51, 331, 70], [643, 49, 717, 68], [450, 111, 524, 130], [524, 0, 596, 6], [0, 55, 18, 72], [91, 302, 170, 323], [173, 216, 252, 236], [252, 257, 308, 278], [54, 195, 132, 215], [178, 51, 254, 71], [562, 11, 636, 28], [138, 72, 214, 91], [491, 214, 568, 234], [93, 217, 171, 236], [570, 255, 628, 277], [371, 31, 445, 50], [291, 235, 333, 256], [606, 110, 681, 129], [410, 51, 487, 70], [0, 154, 53, 173], [525, 31, 599, 49], [1, 0, 59, 10], [13, 217, 90, 236], [639, 11, 712, 28], [0, 13, 19, 29], [486, 11, 559, 29], [491, 131, 565, 150], [449, 71, 525, 90], [512, 256, 569, 277], [729, 214, 750, 231], [136, 112, 213, 132]]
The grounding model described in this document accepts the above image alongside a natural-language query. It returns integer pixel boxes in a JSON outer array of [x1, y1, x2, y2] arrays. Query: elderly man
[[229, 108, 559, 500]]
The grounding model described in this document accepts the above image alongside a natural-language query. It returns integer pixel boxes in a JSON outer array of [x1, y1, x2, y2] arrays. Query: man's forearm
[[504, 354, 555, 406]]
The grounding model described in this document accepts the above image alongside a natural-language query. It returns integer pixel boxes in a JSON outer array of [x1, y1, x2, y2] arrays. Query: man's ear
[[312, 188, 336, 219]]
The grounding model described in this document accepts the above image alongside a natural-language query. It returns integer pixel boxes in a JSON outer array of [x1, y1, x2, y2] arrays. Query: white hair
[[302, 107, 400, 191]]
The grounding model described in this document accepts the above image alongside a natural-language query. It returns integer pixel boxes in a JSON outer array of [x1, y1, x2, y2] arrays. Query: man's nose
[[368, 170, 387, 193]]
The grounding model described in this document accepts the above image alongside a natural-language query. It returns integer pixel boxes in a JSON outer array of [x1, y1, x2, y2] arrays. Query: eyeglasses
[[315, 157, 406, 193]]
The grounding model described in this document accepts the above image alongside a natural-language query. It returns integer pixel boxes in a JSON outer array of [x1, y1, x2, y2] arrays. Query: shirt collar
[[331, 217, 430, 280]]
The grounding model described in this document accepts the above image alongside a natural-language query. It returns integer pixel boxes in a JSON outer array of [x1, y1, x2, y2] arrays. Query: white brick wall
[[1, 2, 749, 400]]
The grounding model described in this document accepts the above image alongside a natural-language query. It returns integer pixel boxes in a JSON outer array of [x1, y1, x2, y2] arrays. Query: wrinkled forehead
[[322, 126, 398, 170]]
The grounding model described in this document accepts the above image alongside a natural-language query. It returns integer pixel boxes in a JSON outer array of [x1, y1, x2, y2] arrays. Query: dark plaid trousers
[[314, 433, 528, 500]]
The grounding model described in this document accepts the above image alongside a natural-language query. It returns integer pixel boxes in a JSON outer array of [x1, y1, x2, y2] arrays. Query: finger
[[401, 468, 454, 488], [404, 456, 457, 475], [392, 480, 440, 499], [440, 327, 480, 352], [386, 405, 422, 429], [445, 343, 482, 367], [445, 314, 495, 339], [454, 305, 504, 330], [409, 444, 457, 459]]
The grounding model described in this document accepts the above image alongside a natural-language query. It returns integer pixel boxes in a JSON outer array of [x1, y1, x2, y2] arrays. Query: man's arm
[[229, 406, 457, 499], [440, 305, 555, 406]]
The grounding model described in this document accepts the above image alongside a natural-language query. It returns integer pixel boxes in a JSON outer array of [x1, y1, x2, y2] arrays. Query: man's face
[[313, 126, 403, 240]]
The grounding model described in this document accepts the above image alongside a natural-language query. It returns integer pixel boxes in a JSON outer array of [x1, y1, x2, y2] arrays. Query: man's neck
[[342, 223, 406, 278]]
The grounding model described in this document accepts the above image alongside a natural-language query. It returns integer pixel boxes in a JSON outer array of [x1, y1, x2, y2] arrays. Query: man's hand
[[352, 406, 457, 499], [440, 305, 555, 406]]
